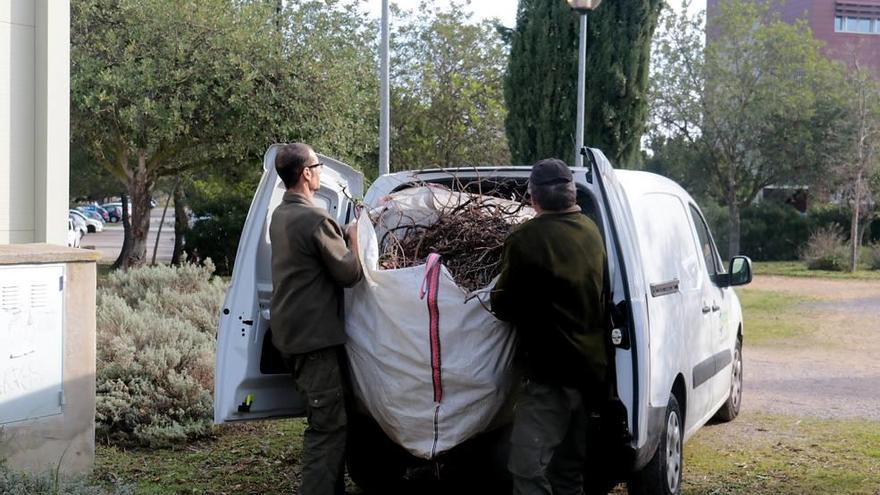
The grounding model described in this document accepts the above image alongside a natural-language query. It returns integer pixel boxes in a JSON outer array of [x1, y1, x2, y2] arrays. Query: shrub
[[741, 202, 810, 261], [868, 243, 880, 270], [96, 262, 227, 447], [698, 200, 810, 261], [0, 464, 132, 495], [800, 226, 849, 271]]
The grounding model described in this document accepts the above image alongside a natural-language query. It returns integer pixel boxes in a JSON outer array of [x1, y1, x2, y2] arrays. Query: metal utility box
[[0, 264, 65, 425], [0, 244, 99, 475]]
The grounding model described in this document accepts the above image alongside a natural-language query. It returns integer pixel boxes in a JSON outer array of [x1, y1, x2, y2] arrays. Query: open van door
[[214, 145, 363, 423], [583, 149, 651, 463]]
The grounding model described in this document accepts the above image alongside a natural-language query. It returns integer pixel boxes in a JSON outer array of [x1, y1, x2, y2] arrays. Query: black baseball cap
[[530, 158, 573, 186]]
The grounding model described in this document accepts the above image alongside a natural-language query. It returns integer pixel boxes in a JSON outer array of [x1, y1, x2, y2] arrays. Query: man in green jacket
[[270, 143, 363, 495], [491, 158, 607, 495]]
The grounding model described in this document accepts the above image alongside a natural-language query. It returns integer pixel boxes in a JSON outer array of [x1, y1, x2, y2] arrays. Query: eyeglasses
[[306, 162, 324, 169]]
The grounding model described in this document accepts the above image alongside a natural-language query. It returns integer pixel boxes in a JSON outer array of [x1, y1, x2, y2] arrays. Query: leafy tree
[[69, 144, 121, 204], [582, 0, 663, 166], [390, 2, 510, 169], [833, 64, 880, 271], [71, 0, 377, 269], [650, 0, 848, 256], [505, 0, 662, 166], [185, 166, 262, 275]]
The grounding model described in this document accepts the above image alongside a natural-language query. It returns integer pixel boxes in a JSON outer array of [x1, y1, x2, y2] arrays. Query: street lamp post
[[379, 0, 390, 176], [566, 0, 602, 168]]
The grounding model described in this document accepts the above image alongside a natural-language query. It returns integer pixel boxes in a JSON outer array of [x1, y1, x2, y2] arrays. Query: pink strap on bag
[[420, 253, 443, 403]]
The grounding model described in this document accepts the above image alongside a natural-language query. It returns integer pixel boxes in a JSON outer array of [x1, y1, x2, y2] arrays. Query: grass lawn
[[736, 288, 812, 345], [683, 412, 880, 495], [94, 420, 310, 495], [754, 261, 880, 280], [92, 413, 880, 495]]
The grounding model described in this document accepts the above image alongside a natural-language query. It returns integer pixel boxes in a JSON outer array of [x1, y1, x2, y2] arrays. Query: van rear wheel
[[714, 338, 743, 422], [628, 395, 682, 495]]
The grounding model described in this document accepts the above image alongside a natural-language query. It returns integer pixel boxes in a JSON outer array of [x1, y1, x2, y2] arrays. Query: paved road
[[81, 208, 176, 264], [744, 276, 880, 420]]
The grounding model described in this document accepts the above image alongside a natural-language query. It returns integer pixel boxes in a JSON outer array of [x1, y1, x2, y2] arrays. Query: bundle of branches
[[376, 184, 532, 292]]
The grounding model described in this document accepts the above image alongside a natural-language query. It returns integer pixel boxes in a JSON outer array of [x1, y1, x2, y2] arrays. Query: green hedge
[[702, 201, 879, 261]]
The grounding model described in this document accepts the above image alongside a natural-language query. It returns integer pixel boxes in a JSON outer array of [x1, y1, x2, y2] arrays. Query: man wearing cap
[[270, 142, 363, 495], [491, 157, 607, 494]]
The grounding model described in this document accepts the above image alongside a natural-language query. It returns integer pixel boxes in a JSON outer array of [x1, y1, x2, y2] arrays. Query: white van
[[214, 145, 752, 494]]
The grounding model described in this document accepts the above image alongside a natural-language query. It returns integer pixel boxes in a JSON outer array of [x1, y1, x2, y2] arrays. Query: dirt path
[[743, 276, 880, 420]]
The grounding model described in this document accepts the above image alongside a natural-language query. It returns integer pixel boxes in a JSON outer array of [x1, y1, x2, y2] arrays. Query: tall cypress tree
[[505, 0, 663, 167]]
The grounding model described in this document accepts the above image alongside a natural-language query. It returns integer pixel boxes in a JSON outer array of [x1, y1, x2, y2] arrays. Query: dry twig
[[375, 180, 532, 292]]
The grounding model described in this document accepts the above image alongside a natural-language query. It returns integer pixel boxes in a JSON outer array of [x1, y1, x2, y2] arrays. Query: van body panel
[[213, 147, 362, 423], [615, 170, 745, 447]]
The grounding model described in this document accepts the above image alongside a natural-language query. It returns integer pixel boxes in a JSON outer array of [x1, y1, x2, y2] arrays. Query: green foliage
[[582, 0, 663, 167], [868, 243, 880, 270], [96, 263, 227, 447], [740, 203, 811, 262], [505, 0, 662, 166], [645, 135, 713, 199], [71, 0, 378, 266], [185, 167, 262, 275], [0, 464, 131, 495], [390, 3, 510, 169], [69, 144, 122, 203], [697, 199, 858, 262], [650, 0, 849, 255], [801, 226, 849, 271]]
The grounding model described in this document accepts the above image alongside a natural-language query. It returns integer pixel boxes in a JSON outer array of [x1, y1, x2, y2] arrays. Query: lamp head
[[566, 0, 602, 12]]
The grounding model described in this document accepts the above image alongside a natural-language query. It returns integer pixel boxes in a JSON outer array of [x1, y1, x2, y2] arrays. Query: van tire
[[627, 395, 682, 495], [714, 338, 743, 422]]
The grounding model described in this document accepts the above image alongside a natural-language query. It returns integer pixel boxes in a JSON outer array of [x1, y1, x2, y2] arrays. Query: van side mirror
[[717, 256, 752, 288]]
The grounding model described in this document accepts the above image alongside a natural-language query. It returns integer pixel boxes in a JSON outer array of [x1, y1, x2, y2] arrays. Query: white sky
[[364, 0, 705, 27]]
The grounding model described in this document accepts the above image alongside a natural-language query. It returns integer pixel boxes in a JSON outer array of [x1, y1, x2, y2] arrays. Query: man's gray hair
[[530, 180, 576, 211]]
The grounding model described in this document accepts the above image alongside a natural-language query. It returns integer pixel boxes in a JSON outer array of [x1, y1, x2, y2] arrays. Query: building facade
[[1, 0, 69, 245], [707, 0, 880, 75]]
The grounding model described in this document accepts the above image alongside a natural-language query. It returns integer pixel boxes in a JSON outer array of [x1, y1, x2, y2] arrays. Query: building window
[[836, 15, 878, 34]]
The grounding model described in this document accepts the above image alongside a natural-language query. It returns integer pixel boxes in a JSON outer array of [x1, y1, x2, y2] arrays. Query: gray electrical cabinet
[[0, 264, 65, 425]]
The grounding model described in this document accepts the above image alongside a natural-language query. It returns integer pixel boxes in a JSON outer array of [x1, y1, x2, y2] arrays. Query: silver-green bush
[[96, 261, 226, 447], [0, 464, 132, 495], [800, 226, 849, 271]]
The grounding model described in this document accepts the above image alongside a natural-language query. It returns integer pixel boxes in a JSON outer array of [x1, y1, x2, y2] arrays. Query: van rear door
[[214, 146, 363, 423], [586, 149, 650, 457]]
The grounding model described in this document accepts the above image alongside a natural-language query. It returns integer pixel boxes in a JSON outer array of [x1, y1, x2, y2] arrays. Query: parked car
[[68, 211, 88, 234], [77, 204, 109, 222], [69, 209, 103, 233], [101, 203, 122, 222], [67, 218, 85, 248], [214, 146, 753, 494]]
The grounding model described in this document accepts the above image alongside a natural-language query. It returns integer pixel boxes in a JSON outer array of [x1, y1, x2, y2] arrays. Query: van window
[[689, 205, 723, 278], [635, 193, 701, 290]]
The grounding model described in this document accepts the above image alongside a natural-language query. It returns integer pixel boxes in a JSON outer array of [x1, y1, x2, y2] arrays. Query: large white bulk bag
[[344, 188, 521, 459]]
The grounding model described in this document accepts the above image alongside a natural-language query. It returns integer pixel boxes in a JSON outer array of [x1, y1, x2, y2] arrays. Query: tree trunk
[[727, 195, 741, 258], [123, 163, 153, 269], [172, 186, 188, 266], [850, 172, 863, 272], [152, 178, 179, 266], [111, 192, 132, 270]]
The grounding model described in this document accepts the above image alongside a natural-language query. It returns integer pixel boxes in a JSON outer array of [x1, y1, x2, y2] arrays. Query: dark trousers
[[287, 346, 349, 495], [508, 379, 588, 495]]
